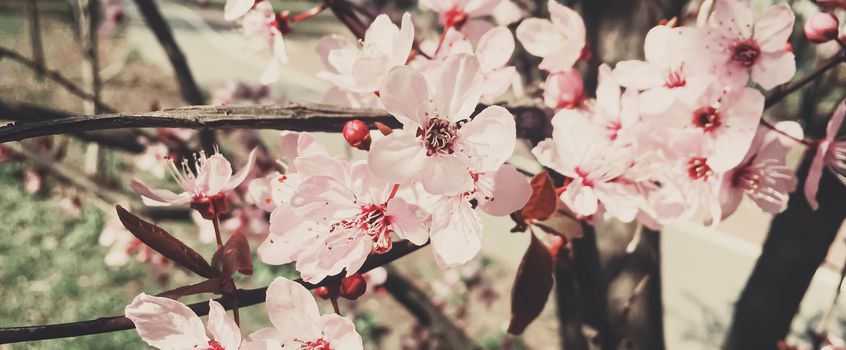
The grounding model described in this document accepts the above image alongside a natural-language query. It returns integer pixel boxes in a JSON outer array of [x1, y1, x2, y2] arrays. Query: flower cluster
[[526, 0, 800, 228], [125, 277, 363, 350]]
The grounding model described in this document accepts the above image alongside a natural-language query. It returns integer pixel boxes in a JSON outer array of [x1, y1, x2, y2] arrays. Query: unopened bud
[[339, 273, 367, 300], [314, 286, 330, 300], [544, 70, 584, 110], [805, 12, 839, 43], [343, 120, 371, 151]]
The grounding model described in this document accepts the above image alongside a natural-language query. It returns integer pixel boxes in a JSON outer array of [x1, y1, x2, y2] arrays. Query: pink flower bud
[[343, 119, 371, 151], [543, 70, 584, 109], [340, 273, 367, 300], [804, 12, 839, 43]]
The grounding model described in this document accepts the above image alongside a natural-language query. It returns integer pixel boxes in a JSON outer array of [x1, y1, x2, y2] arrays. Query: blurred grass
[[0, 163, 148, 350]]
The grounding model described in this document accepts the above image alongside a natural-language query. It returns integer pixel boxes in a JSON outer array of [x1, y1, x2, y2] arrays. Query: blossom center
[[730, 39, 760, 67], [575, 166, 595, 187], [332, 204, 393, 254], [418, 118, 458, 156], [687, 157, 712, 181], [443, 6, 468, 28], [207, 340, 225, 350], [732, 167, 760, 192], [303, 338, 333, 350], [665, 69, 686, 88], [692, 106, 721, 132]]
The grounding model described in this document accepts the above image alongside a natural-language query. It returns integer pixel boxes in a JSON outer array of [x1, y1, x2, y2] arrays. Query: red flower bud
[[805, 12, 839, 43], [339, 273, 367, 300], [313, 286, 330, 300], [343, 119, 371, 151]]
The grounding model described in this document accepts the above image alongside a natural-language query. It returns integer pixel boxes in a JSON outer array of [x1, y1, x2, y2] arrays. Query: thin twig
[[0, 240, 426, 344], [0, 47, 116, 113]]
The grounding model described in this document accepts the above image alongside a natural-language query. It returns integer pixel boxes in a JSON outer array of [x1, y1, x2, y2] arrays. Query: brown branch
[[0, 240, 426, 344], [0, 103, 549, 144], [25, 0, 45, 80], [382, 266, 476, 349], [0, 47, 116, 113], [0, 100, 145, 152], [132, 0, 204, 105]]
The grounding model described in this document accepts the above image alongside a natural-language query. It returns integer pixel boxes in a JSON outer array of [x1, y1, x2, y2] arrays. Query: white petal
[[124, 293, 209, 350], [368, 131, 427, 183], [459, 105, 516, 172], [379, 66, 430, 125], [207, 300, 241, 349], [479, 165, 532, 216], [386, 197, 430, 245], [265, 277, 323, 341], [430, 198, 482, 268]]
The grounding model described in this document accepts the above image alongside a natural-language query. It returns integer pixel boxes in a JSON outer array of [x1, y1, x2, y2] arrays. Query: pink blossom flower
[[223, 206, 270, 240], [259, 160, 429, 283], [613, 25, 713, 116], [420, 0, 502, 28], [697, 0, 796, 90], [131, 149, 257, 207], [125, 295, 244, 350], [532, 110, 640, 221], [369, 54, 516, 195], [544, 69, 584, 109], [238, 1, 287, 84], [246, 277, 362, 349], [134, 143, 170, 179], [720, 125, 797, 218], [805, 100, 846, 210], [654, 82, 765, 172], [316, 13, 414, 94], [515, 0, 585, 73], [491, 0, 525, 26]]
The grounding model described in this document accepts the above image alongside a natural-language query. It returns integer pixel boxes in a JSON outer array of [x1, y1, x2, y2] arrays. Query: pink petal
[[290, 175, 359, 219], [130, 178, 191, 206], [561, 180, 598, 216], [367, 131, 427, 183], [709, 0, 753, 39], [315, 35, 355, 74], [595, 182, 640, 222], [548, 0, 585, 40], [612, 60, 665, 91], [826, 100, 846, 143], [479, 165, 532, 216], [389, 13, 415, 67], [805, 144, 827, 210], [750, 51, 795, 90], [459, 105, 516, 172], [279, 131, 328, 169], [259, 207, 320, 265], [481, 66, 517, 100], [643, 25, 673, 65], [432, 54, 483, 122], [207, 300, 241, 349], [754, 4, 795, 52], [515, 19, 563, 58], [476, 26, 515, 73], [124, 293, 209, 349], [719, 172, 745, 219], [200, 154, 234, 195], [430, 197, 482, 267], [224, 0, 254, 21], [320, 315, 364, 350], [421, 155, 474, 195], [265, 277, 323, 341], [363, 14, 399, 56], [379, 66, 430, 125], [386, 197, 430, 245], [464, 0, 501, 17], [295, 233, 371, 283], [242, 339, 282, 350], [224, 148, 258, 192]]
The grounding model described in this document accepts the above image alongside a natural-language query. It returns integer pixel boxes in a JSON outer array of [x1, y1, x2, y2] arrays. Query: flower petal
[[476, 26, 515, 73], [479, 165, 532, 216], [459, 105, 516, 172], [130, 179, 192, 206], [515, 18, 562, 58], [432, 54, 483, 122], [379, 66, 430, 125], [265, 277, 323, 341], [421, 155, 474, 195], [368, 130, 427, 183], [207, 300, 241, 349], [750, 51, 795, 90], [320, 315, 364, 350], [125, 293, 209, 349], [754, 4, 794, 52], [386, 197, 430, 245], [224, 0, 254, 21], [430, 197, 482, 267]]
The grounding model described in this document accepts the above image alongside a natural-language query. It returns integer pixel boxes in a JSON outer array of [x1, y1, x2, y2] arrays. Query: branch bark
[[382, 267, 476, 349], [0, 47, 116, 113], [0, 240, 426, 344], [724, 157, 846, 350], [0, 103, 548, 144]]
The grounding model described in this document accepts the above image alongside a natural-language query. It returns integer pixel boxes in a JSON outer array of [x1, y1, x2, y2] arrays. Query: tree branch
[[0, 47, 116, 113], [765, 49, 846, 109], [0, 240, 427, 344], [131, 0, 204, 105], [382, 267, 476, 349], [0, 103, 549, 144]]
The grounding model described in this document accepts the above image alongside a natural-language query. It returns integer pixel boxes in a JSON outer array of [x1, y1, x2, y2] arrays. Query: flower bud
[[805, 12, 839, 43], [313, 286, 330, 300], [339, 273, 367, 300], [544, 70, 584, 109], [343, 119, 371, 151]]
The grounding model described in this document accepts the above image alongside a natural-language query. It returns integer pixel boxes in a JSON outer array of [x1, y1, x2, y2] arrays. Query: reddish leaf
[[116, 206, 218, 278], [374, 121, 393, 136], [157, 278, 223, 299], [520, 172, 558, 222], [220, 232, 253, 277], [507, 233, 554, 335]]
